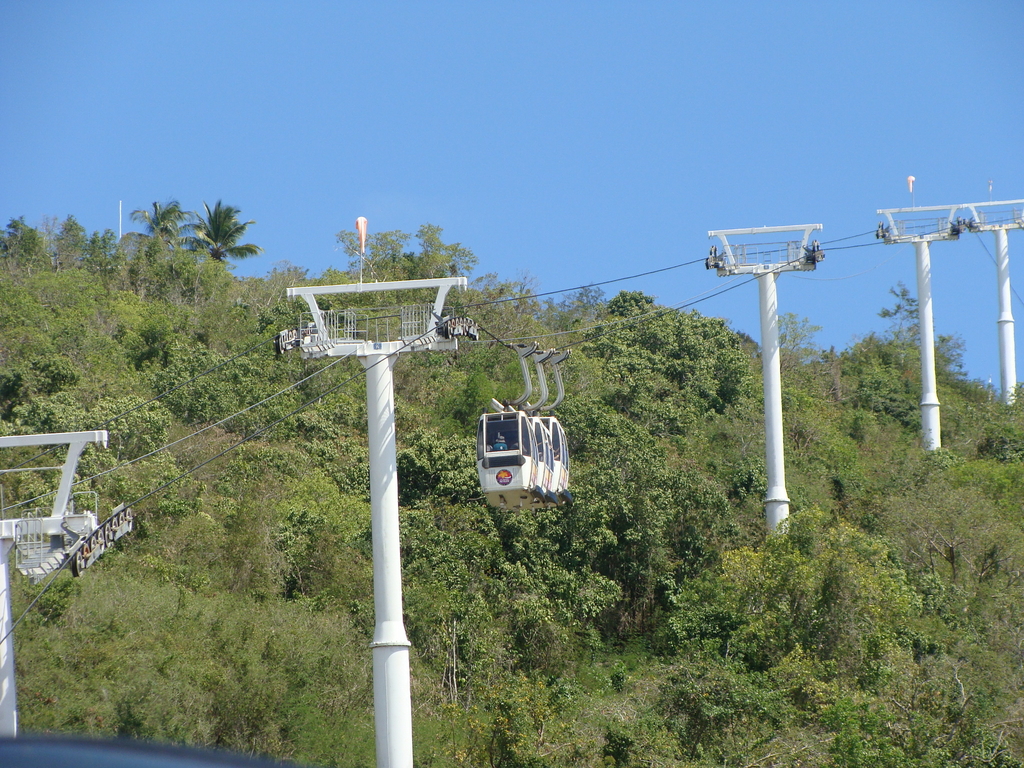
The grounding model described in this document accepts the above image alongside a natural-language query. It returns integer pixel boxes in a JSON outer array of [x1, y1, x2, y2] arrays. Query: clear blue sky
[[3, 1, 1022, 383]]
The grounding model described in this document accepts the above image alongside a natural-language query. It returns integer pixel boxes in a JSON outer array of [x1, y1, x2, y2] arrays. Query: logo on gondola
[[495, 469, 513, 486]]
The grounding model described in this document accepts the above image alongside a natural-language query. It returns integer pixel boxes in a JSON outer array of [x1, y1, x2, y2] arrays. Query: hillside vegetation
[[3, 215, 1024, 767]]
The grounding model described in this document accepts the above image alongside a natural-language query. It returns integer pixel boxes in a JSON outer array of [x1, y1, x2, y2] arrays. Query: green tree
[[879, 282, 919, 343], [779, 312, 823, 372], [185, 201, 264, 262], [336, 223, 477, 281], [539, 285, 607, 332], [585, 291, 754, 435], [130, 200, 190, 247], [0, 217, 49, 275], [51, 215, 88, 271]]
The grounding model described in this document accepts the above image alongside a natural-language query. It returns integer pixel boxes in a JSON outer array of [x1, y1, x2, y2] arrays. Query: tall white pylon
[[876, 204, 963, 450], [283, 270, 470, 768], [0, 539, 15, 737], [0, 430, 109, 736], [957, 199, 1024, 404], [706, 224, 824, 531]]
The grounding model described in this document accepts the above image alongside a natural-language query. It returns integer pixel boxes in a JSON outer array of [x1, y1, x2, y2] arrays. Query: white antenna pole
[[759, 271, 790, 529], [119, 200, 122, 239], [908, 176, 916, 209], [914, 240, 942, 449]]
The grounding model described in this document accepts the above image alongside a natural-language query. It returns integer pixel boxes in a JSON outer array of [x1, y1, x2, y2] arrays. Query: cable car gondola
[[541, 415, 571, 504], [477, 345, 571, 509]]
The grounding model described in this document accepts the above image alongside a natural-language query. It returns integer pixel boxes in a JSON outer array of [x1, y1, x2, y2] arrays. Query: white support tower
[[876, 204, 964, 450], [958, 199, 1024, 404], [706, 224, 824, 532], [0, 430, 109, 737], [283, 276, 471, 768]]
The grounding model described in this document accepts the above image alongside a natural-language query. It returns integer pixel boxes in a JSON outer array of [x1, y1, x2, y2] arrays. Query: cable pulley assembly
[[437, 316, 480, 340]]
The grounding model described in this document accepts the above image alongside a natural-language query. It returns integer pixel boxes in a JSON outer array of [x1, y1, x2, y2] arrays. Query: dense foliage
[[3, 215, 1024, 767]]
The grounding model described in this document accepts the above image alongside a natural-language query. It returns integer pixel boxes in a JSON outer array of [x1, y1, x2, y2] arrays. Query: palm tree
[[130, 200, 189, 247], [184, 201, 264, 261]]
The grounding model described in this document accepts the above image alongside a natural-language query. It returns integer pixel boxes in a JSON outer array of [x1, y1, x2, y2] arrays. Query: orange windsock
[[355, 217, 368, 255]]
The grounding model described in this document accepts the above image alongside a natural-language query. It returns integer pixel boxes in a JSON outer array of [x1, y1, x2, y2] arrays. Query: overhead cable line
[[7, 336, 276, 472], [485, 276, 747, 344], [822, 241, 885, 252], [290, 230, 876, 323], [459, 258, 707, 310], [0, 554, 75, 646], [124, 363, 370, 509], [973, 232, 1024, 310], [82, 352, 356, 486], [560, 273, 767, 350], [470, 271, 764, 352], [2, 352, 357, 515], [471, 322, 519, 351], [459, 232, 881, 315], [468, 232, 891, 349], [2, 337, 416, 645], [747, 240, 882, 259], [819, 230, 877, 244], [794, 248, 905, 281], [0, 229, 929, 513]]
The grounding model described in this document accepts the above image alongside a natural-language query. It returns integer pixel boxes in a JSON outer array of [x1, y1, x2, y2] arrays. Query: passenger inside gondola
[[485, 420, 519, 452]]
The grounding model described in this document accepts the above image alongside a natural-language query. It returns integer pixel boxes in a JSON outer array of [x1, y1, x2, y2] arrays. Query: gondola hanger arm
[[510, 343, 539, 408], [528, 349, 555, 413], [541, 350, 570, 411]]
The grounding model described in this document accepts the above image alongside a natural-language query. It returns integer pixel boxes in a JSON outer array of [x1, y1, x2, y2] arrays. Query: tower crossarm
[[0, 431, 108, 519], [288, 277, 467, 323], [0, 515, 91, 542], [285, 277, 469, 358], [876, 204, 962, 243], [956, 199, 1024, 232], [706, 224, 823, 276]]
